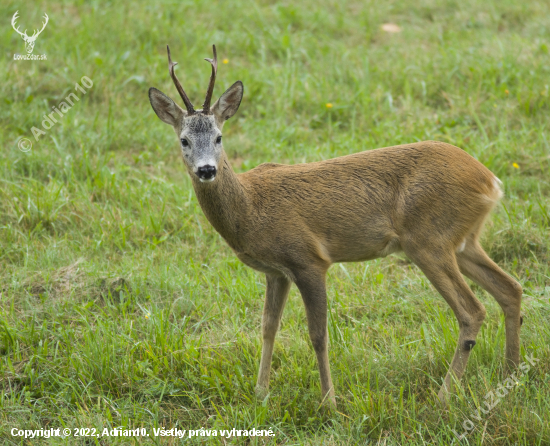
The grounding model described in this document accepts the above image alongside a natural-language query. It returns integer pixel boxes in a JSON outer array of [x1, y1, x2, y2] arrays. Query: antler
[[31, 13, 49, 39], [11, 11, 28, 38], [167, 45, 195, 115], [201, 45, 218, 114]]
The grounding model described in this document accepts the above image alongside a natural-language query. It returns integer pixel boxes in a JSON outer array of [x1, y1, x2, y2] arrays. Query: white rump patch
[[480, 176, 504, 204], [492, 176, 504, 200]]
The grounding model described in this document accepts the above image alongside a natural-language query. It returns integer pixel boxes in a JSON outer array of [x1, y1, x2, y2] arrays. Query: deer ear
[[212, 81, 243, 124], [149, 88, 186, 126]]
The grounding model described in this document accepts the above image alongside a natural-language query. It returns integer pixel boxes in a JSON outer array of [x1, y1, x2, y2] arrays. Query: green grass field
[[1, 0, 550, 444]]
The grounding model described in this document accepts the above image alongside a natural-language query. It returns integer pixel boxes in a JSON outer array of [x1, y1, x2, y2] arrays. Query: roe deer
[[148, 45, 523, 407]]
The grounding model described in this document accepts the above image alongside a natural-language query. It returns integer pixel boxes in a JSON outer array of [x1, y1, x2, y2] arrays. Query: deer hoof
[[254, 385, 269, 400], [520, 316, 523, 326], [437, 387, 451, 408], [320, 395, 337, 411], [464, 340, 476, 351]]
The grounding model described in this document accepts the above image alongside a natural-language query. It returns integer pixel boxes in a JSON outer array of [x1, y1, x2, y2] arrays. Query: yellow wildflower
[[326, 103, 333, 109], [223, 58, 229, 64], [513, 162, 519, 169]]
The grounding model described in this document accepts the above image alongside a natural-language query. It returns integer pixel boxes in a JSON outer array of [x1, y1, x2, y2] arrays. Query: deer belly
[[328, 236, 402, 263], [235, 251, 288, 277]]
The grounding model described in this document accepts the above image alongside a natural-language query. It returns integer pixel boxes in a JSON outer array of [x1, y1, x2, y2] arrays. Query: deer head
[[11, 11, 49, 54], [149, 45, 243, 183]]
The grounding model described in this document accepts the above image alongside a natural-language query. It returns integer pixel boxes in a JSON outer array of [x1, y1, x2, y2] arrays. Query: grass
[[1, 0, 550, 444]]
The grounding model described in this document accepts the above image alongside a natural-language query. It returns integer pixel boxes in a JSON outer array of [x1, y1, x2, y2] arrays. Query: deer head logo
[[11, 11, 49, 54]]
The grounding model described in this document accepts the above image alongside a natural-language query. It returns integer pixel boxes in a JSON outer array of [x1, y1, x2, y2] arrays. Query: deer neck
[[190, 152, 250, 251]]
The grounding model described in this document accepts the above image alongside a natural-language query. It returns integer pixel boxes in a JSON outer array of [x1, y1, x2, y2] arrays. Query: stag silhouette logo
[[11, 11, 49, 54]]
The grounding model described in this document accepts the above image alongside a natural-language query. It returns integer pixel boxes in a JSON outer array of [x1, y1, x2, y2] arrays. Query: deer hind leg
[[456, 238, 522, 368], [404, 245, 486, 404], [255, 274, 292, 399], [294, 270, 336, 407]]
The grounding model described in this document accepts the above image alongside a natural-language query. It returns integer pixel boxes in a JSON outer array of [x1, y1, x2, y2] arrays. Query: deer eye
[[216, 136, 222, 144], [181, 138, 189, 147]]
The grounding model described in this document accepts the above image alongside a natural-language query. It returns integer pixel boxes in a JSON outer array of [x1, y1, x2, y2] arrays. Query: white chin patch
[[199, 177, 216, 183]]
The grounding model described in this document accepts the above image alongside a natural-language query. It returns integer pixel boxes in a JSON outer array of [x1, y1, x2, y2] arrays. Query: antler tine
[[167, 45, 195, 115], [39, 13, 49, 32], [201, 45, 218, 114], [11, 11, 27, 38], [31, 13, 48, 38]]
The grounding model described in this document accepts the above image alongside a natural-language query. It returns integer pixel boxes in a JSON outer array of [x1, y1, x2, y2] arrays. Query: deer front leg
[[294, 270, 336, 408], [255, 274, 291, 399]]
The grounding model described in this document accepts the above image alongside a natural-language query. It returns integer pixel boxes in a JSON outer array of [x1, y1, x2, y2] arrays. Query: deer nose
[[196, 165, 217, 181]]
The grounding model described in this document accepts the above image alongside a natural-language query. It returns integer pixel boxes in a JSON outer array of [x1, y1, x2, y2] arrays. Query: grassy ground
[[1, 0, 550, 444]]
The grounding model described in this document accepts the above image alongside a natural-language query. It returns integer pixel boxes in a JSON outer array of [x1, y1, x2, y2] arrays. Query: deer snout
[[196, 165, 217, 182]]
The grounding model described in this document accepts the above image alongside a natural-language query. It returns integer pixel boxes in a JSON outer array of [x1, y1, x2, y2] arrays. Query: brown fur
[[190, 141, 522, 406], [148, 55, 522, 407]]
